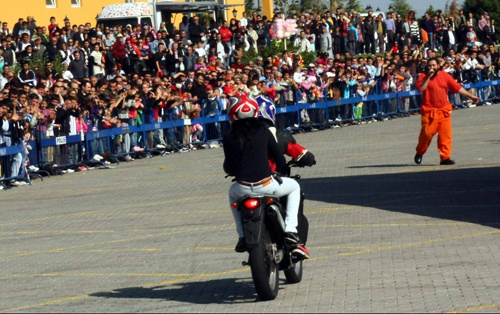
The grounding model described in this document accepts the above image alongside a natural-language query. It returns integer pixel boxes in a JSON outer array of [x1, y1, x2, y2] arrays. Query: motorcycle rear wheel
[[249, 228, 279, 301], [284, 259, 303, 284]]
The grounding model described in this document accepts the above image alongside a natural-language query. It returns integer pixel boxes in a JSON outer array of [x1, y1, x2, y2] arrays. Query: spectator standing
[[68, 51, 85, 81], [422, 13, 436, 50], [468, 12, 478, 32], [189, 16, 205, 44], [375, 14, 386, 53], [90, 44, 105, 79], [346, 22, 358, 56], [12, 18, 24, 40], [363, 15, 376, 54], [455, 10, 467, 30], [384, 12, 396, 52]]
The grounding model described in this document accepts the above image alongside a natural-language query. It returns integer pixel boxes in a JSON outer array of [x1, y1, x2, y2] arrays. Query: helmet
[[256, 95, 276, 125], [227, 94, 259, 123]]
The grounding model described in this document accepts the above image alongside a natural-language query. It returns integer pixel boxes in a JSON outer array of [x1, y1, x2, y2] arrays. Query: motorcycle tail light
[[266, 198, 274, 205], [243, 199, 260, 210], [231, 202, 238, 209]]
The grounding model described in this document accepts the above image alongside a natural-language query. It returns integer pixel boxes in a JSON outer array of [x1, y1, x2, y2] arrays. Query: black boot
[[414, 153, 422, 165], [440, 159, 455, 165], [234, 237, 246, 253]]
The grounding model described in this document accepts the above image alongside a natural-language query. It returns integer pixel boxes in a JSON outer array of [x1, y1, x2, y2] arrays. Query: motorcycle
[[231, 162, 308, 301]]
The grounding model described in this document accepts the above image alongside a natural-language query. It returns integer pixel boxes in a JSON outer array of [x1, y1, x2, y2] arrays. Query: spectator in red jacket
[[219, 21, 233, 43], [112, 34, 127, 71]]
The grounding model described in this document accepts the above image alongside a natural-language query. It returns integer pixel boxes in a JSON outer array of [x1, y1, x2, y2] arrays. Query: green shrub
[[12, 54, 63, 78], [242, 39, 320, 66]]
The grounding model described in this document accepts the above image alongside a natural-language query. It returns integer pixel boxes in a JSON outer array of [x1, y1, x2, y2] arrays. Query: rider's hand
[[295, 151, 316, 167]]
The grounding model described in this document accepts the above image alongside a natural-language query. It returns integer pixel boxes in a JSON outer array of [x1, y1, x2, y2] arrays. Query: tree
[[449, 0, 460, 17], [463, 0, 499, 26], [389, 0, 414, 17], [300, 0, 328, 14], [444, 0, 450, 16], [244, 0, 256, 14], [328, 0, 346, 14], [344, 0, 362, 12], [425, 5, 437, 16]]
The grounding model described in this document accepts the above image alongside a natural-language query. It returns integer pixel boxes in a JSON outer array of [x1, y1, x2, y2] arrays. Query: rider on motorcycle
[[255, 94, 316, 170], [223, 94, 310, 260]]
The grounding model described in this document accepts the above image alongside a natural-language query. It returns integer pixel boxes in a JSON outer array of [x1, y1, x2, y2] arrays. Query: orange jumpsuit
[[416, 71, 462, 161]]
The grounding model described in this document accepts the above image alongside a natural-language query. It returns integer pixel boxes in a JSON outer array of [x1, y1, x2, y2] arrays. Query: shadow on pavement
[[90, 278, 263, 304], [349, 164, 415, 168], [300, 166, 500, 228]]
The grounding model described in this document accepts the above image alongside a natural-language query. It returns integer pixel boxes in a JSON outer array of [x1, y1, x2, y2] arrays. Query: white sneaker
[[125, 155, 134, 161], [0, 185, 4, 190], [485, 102, 492, 106], [17, 181, 28, 186], [104, 161, 111, 165], [28, 166, 39, 172], [93, 154, 103, 161], [156, 144, 166, 149], [66, 169, 75, 173]]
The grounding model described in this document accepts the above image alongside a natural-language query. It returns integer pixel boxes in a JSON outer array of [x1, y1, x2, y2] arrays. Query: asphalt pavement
[[1, 104, 500, 313]]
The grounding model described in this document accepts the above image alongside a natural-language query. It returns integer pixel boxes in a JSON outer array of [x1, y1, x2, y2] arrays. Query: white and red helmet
[[227, 94, 259, 123]]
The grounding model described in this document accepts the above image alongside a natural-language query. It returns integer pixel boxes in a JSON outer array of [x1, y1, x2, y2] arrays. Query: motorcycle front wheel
[[249, 227, 279, 301]]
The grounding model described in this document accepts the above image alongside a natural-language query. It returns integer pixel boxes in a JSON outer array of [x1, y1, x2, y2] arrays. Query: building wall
[[2, 0, 132, 32], [223, 0, 247, 21]]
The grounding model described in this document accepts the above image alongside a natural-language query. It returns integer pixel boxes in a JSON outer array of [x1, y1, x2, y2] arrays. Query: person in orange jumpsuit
[[415, 58, 480, 165]]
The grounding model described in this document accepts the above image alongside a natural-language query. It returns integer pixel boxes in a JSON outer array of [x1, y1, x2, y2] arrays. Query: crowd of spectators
[[1, 8, 500, 187]]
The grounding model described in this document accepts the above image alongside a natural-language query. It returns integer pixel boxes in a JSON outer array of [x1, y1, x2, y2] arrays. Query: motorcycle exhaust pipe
[[268, 204, 286, 233]]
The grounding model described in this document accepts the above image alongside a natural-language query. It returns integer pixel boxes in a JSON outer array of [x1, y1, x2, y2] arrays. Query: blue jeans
[[129, 118, 138, 147], [428, 32, 435, 50]]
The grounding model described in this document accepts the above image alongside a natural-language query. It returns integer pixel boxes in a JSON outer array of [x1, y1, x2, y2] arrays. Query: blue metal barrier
[[39, 134, 86, 172], [19, 74, 499, 179]]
